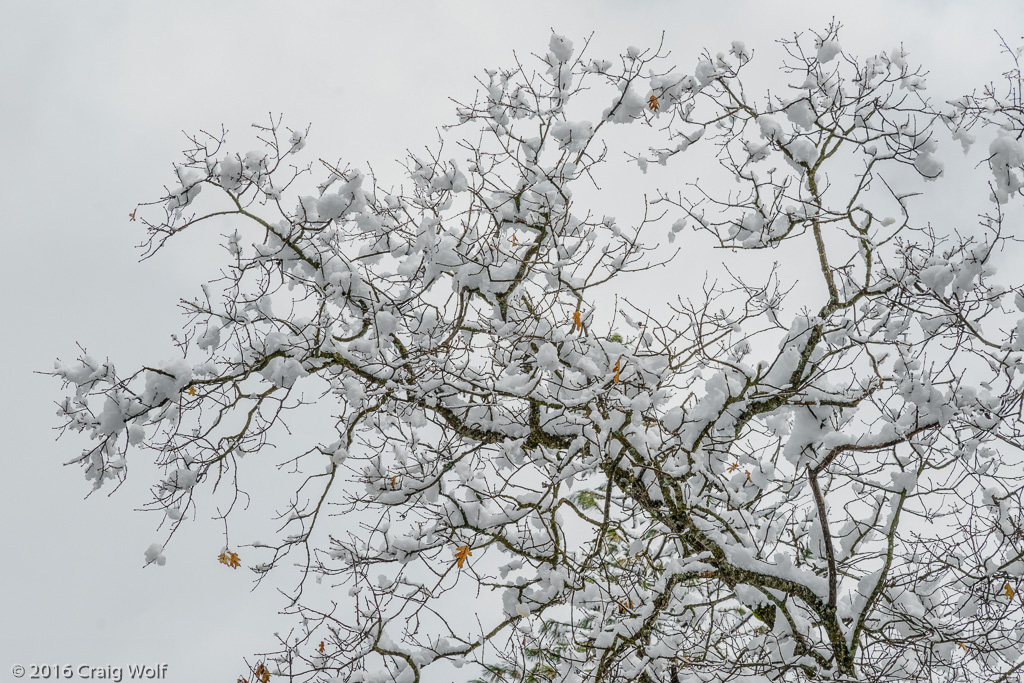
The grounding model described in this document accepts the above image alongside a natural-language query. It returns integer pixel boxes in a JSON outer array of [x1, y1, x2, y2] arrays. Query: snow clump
[[144, 544, 167, 566]]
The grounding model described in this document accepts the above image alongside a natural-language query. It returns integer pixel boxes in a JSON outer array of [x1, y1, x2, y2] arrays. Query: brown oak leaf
[[218, 551, 242, 569]]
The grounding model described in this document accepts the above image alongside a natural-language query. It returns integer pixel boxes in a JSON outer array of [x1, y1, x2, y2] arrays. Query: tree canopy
[[51, 24, 1024, 683]]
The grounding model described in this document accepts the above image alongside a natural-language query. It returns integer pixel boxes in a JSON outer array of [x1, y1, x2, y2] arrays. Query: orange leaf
[[318, 641, 325, 654], [187, 385, 197, 396], [727, 463, 740, 473], [648, 95, 660, 111], [218, 551, 242, 569], [958, 642, 968, 651], [1005, 582, 1016, 599], [745, 470, 752, 483], [254, 663, 270, 683], [613, 357, 622, 384], [512, 234, 518, 247], [454, 545, 472, 569], [572, 310, 583, 332], [129, 209, 137, 222]]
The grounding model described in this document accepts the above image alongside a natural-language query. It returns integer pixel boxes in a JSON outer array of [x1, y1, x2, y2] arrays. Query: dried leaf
[[572, 310, 583, 332], [454, 545, 472, 568], [219, 551, 242, 569], [648, 94, 660, 111], [613, 357, 622, 384], [1005, 582, 1015, 599], [129, 209, 137, 222], [699, 570, 716, 578], [512, 234, 518, 247], [187, 385, 197, 396], [318, 641, 325, 654], [255, 663, 270, 683]]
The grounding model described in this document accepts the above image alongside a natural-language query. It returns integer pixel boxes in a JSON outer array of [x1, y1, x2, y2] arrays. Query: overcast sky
[[4, 2, 1023, 681]]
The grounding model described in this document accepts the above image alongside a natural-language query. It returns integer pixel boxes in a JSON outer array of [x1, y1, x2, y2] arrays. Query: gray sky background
[[3, 1, 1023, 681]]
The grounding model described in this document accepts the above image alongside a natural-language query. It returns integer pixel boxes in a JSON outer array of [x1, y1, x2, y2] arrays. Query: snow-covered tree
[[52, 24, 1024, 683]]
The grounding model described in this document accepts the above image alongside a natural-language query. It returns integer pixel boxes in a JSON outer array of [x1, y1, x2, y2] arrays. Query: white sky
[[4, 1, 1023, 680]]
